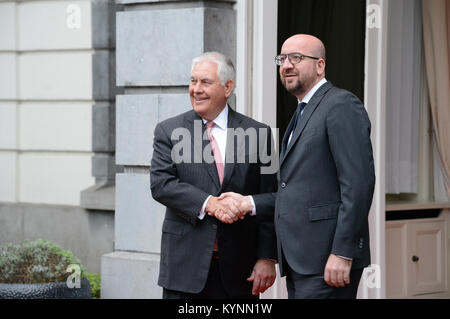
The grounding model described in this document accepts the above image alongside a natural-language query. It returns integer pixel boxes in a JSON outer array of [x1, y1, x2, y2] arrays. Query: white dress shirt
[[202, 104, 228, 164]]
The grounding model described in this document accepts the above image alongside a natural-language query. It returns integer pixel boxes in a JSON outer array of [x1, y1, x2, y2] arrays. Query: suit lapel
[[188, 111, 221, 189], [280, 82, 333, 167], [281, 110, 297, 158], [220, 107, 243, 191]]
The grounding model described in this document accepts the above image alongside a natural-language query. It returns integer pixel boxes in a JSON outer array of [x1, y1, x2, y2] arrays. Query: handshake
[[205, 192, 254, 224]]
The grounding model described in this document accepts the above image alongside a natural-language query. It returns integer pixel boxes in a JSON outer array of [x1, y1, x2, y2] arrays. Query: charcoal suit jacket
[[253, 81, 375, 276]]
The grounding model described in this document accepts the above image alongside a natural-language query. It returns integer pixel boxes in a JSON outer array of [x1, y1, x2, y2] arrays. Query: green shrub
[[0, 239, 86, 284], [85, 272, 101, 299]]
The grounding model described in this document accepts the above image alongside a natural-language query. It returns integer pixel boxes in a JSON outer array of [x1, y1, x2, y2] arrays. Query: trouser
[[163, 252, 258, 299], [285, 262, 363, 299]]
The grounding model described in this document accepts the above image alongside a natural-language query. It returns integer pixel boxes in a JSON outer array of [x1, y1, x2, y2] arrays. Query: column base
[[101, 251, 162, 298]]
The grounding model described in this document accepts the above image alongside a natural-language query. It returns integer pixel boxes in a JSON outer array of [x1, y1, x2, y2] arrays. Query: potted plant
[[0, 239, 92, 299]]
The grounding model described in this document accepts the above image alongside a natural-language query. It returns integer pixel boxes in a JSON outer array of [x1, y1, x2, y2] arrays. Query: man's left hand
[[247, 259, 276, 295], [324, 254, 352, 287]]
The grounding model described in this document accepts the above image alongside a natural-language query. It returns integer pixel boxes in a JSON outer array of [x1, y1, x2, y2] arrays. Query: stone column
[[101, 0, 236, 298]]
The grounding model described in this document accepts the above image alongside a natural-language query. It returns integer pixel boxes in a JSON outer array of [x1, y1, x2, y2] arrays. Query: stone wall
[[0, 0, 116, 274]]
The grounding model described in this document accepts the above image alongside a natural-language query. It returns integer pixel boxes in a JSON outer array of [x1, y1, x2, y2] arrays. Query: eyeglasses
[[275, 52, 320, 66]]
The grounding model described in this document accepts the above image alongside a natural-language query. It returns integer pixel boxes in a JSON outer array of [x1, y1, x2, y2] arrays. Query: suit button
[[281, 182, 286, 188], [212, 224, 217, 230]]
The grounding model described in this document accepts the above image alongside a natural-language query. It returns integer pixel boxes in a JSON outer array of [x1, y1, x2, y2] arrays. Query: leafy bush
[[0, 239, 86, 284], [85, 272, 101, 299]]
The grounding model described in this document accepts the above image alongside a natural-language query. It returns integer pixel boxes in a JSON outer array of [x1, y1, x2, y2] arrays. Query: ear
[[224, 80, 235, 98], [317, 59, 326, 76]]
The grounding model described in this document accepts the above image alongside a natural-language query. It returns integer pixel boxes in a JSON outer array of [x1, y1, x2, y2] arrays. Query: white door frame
[[236, 0, 278, 129], [358, 0, 388, 299]]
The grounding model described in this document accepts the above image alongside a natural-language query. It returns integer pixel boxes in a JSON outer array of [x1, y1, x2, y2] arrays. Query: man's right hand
[[218, 192, 254, 215], [205, 196, 241, 223]]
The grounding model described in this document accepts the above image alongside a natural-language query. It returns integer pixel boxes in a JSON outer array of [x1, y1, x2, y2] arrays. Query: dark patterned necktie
[[288, 102, 307, 145]]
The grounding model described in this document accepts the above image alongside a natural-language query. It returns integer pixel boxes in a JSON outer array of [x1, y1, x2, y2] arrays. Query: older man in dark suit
[[221, 34, 375, 299], [150, 52, 278, 299]]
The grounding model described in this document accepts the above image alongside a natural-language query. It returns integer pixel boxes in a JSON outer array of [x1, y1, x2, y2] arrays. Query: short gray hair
[[191, 52, 236, 86]]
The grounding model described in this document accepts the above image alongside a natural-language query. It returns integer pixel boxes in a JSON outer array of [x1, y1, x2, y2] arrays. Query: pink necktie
[[206, 121, 224, 184], [206, 121, 223, 253]]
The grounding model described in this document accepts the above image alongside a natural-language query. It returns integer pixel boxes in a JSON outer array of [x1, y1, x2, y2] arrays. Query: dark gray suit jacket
[[254, 81, 375, 276], [150, 107, 277, 296]]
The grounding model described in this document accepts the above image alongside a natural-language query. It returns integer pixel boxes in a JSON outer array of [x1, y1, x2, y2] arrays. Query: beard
[[281, 75, 305, 96]]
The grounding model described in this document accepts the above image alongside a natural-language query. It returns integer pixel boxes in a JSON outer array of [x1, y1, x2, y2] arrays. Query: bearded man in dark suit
[[221, 34, 375, 299]]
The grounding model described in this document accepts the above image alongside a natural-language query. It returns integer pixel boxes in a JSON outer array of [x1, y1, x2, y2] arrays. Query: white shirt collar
[[202, 104, 228, 130], [299, 78, 327, 104]]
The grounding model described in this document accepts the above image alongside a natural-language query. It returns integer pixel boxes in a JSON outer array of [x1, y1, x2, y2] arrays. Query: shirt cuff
[[199, 195, 212, 220], [337, 255, 353, 261], [248, 195, 256, 216], [261, 258, 277, 263]]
